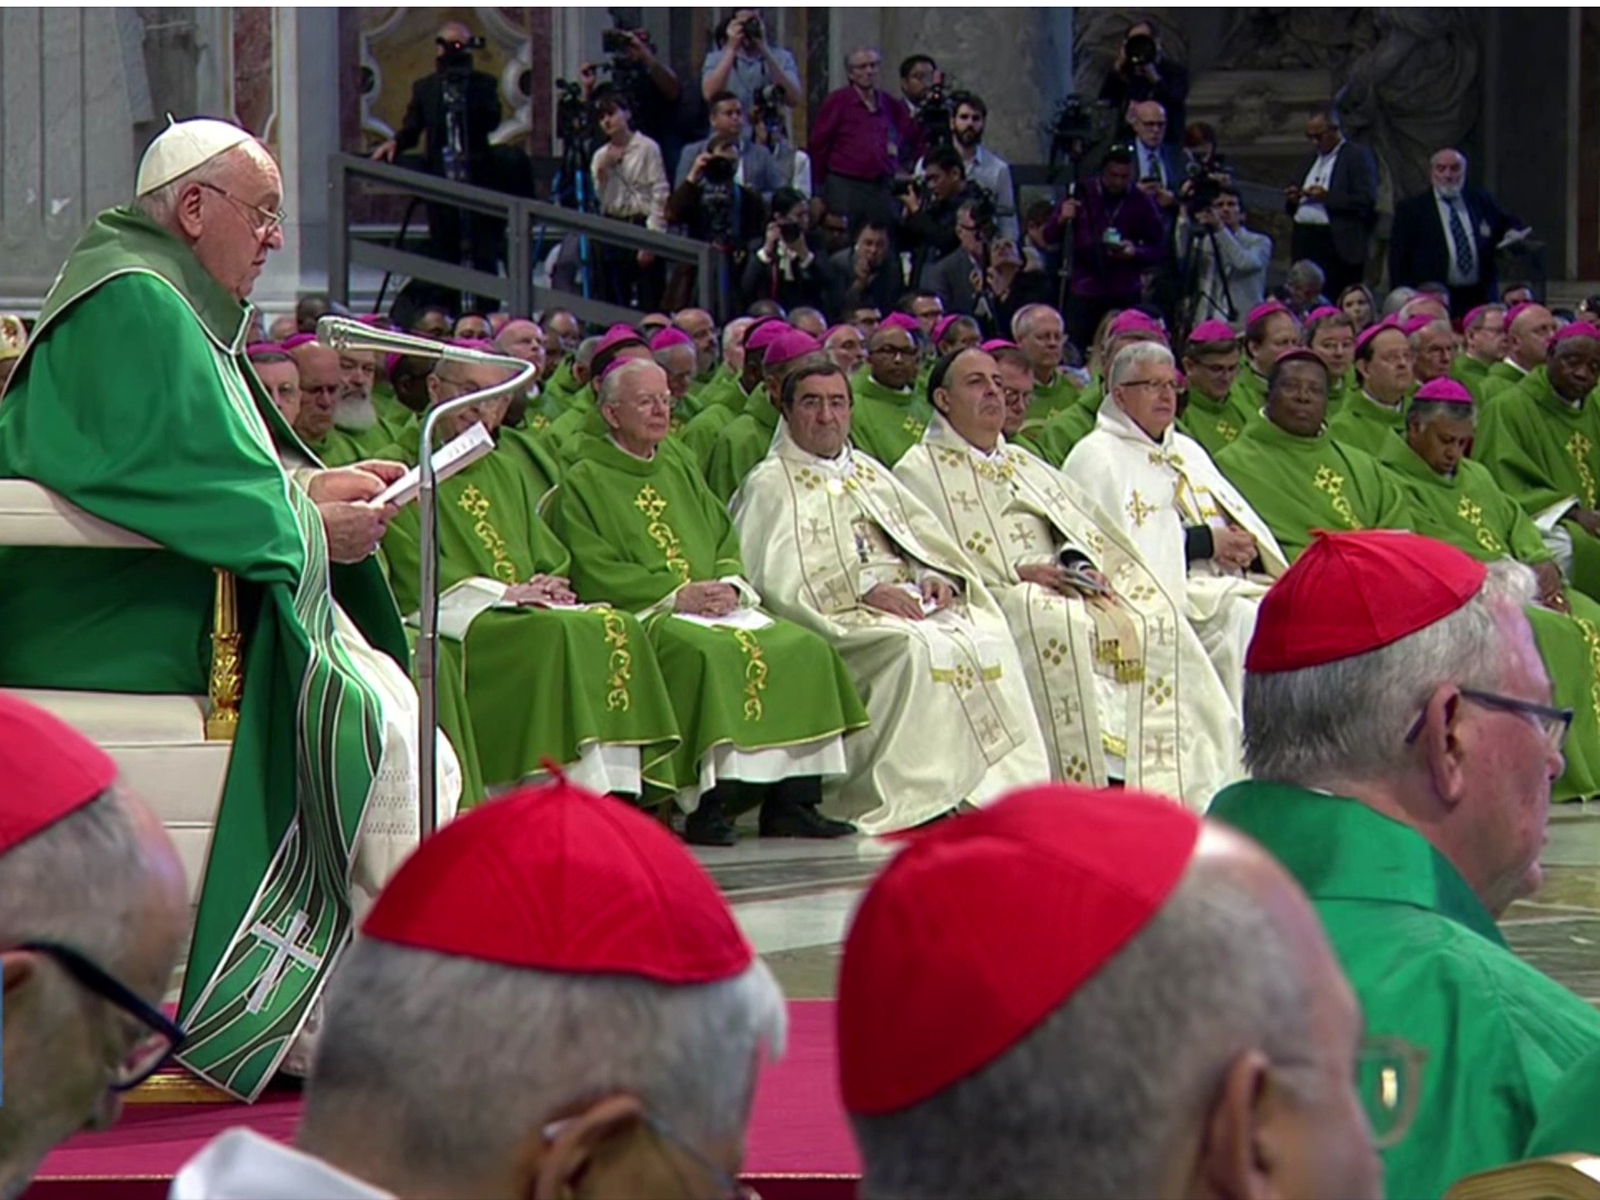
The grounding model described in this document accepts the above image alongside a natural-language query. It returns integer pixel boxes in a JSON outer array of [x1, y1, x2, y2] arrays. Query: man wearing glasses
[[0, 117, 463, 1100], [1212, 529, 1600, 1198], [0, 694, 188, 1199], [845, 323, 933, 468], [840, 784, 1387, 1200], [173, 778, 781, 1199]]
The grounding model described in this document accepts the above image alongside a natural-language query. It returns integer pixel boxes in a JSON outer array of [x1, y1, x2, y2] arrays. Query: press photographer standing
[[701, 9, 801, 110], [371, 21, 504, 279], [1099, 19, 1189, 145], [1176, 185, 1271, 327], [741, 188, 830, 310], [666, 137, 767, 318]]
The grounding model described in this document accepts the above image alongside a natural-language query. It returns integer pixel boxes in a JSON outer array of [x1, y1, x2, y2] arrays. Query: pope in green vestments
[[1214, 784, 1600, 1198], [1377, 390, 1600, 801], [0, 165, 460, 1101], [1213, 353, 1411, 562], [377, 366, 681, 797], [1473, 337, 1600, 601], [545, 362, 867, 817]]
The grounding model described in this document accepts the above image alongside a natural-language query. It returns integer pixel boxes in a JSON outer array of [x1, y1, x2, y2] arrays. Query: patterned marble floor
[[707, 804, 1600, 1005]]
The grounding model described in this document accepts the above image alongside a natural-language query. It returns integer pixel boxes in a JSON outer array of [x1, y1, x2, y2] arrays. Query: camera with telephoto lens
[[436, 33, 486, 74], [602, 28, 636, 55], [917, 80, 953, 150], [740, 14, 764, 42], [1124, 32, 1158, 68], [776, 218, 802, 243], [702, 152, 737, 186], [1184, 160, 1224, 211], [554, 78, 597, 150]]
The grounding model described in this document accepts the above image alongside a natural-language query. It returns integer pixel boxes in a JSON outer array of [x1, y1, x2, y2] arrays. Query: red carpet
[[25, 999, 859, 1200]]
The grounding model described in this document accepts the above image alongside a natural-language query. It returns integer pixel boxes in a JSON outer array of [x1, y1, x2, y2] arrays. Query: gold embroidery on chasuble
[[1566, 432, 1597, 508], [633, 485, 692, 584], [600, 610, 634, 711], [1454, 495, 1504, 555], [1217, 420, 1239, 442], [458, 485, 520, 584], [1126, 490, 1159, 527], [1313, 465, 1363, 530], [731, 629, 769, 721], [1574, 617, 1600, 727], [902, 415, 927, 436]]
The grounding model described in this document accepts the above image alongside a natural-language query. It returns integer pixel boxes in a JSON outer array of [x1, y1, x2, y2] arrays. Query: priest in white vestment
[[897, 348, 1241, 807], [731, 357, 1051, 833], [1063, 342, 1287, 712]]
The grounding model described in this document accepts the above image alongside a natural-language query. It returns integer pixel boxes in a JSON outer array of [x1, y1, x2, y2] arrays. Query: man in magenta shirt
[[809, 45, 922, 233]]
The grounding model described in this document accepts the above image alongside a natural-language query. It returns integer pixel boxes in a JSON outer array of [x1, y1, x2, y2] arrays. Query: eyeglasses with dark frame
[[18, 940, 187, 1090], [1404, 687, 1573, 749], [196, 180, 287, 235]]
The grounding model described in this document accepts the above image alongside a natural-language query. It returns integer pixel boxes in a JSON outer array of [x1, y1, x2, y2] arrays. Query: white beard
[[1435, 184, 1463, 201], [334, 394, 379, 432]]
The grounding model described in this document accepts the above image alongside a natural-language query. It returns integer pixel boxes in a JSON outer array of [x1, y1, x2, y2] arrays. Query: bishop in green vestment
[[0, 130, 459, 1101], [1177, 320, 1254, 459], [1378, 382, 1600, 801], [545, 361, 867, 842], [1480, 303, 1557, 403], [1214, 353, 1411, 562], [847, 325, 933, 468], [378, 360, 681, 798], [1212, 528, 1600, 1199], [1030, 320, 1169, 467], [1473, 330, 1600, 599], [1451, 303, 1508, 403], [1011, 304, 1080, 421], [1326, 322, 1410, 456]]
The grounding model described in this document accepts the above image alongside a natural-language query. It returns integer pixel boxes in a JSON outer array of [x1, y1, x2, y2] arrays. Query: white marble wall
[[0, 8, 146, 306]]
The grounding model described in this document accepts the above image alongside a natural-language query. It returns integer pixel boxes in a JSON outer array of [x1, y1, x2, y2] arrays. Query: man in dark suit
[[921, 202, 1046, 337], [1389, 148, 1527, 317], [1285, 107, 1378, 299], [828, 220, 903, 317], [1129, 101, 1187, 231], [371, 20, 504, 287]]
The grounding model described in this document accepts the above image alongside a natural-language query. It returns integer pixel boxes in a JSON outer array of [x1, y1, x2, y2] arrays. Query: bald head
[[495, 319, 545, 365], [1129, 101, 1168, 149], [290, 343, 342, 442]]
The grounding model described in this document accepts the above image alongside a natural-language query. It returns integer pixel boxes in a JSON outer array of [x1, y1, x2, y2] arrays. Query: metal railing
[[327, 154, 717, 326]]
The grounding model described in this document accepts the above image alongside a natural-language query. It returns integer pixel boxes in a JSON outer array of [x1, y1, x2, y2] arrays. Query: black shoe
[[760, 802, 856, 839], [685, 794, 738, 847]]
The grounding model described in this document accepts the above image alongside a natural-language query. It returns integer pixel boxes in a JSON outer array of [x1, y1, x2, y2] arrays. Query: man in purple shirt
[[1049, 146, 1167, 351], [809, 46, 921, 234]]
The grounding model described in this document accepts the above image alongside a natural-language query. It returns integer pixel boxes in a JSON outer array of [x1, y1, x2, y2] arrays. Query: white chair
[[0, 479, 236, 911]]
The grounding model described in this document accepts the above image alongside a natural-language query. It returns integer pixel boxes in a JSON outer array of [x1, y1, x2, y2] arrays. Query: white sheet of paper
[[670, 608, 775, 631], [376, 422, 495, 507]]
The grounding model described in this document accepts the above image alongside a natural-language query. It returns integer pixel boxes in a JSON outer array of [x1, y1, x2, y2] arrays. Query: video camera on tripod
[[917, 79, 954, 150]]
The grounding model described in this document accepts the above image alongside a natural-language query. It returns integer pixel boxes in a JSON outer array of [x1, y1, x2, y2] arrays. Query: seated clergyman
[[378, 356, 682, 800], [731, 356, 1053, 833], [546, 359, 869, 846], [1214, 348, 1411, 562], [896, 347, 1241, 804], [1063, 341, 1287, 712]]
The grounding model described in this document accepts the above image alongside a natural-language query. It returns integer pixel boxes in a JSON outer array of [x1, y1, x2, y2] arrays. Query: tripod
[[532, 134, 600, 301], [1174, 212, 1237, 345]]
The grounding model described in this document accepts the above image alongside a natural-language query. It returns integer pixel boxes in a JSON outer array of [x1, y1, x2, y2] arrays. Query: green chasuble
[[704, 386, 778, 501], [1474, 366, 1600, 600], [379, 440, 679, 794], [1325, 390, 1407, 457], [305, 425, 375, 468], [1178, 389, 1254, 460], [0, 208, 415, 1100], [1028, 402, 1098, 468], [1324, 366, 1359, 417], [540, 358, 582, 409], [1378, 437, 1600, 801], [1481, 358, 1532, 404], [545, 437, 867, 797], [1452, 354, 1491, 402], [848, 369, 933, 467], [1224, 365, 1269, 426], [1024, 369, 1082, 421], [1527, 1043, 1600, 1155], [679, 401, 742, 475], [1212, 783, 1600, 1198], [544, 383, 599, 457], [497, 422, 563, 499], [1212, 419, 1410, 561], [682, 361, 745, 418], [369, 381, 416, 442]]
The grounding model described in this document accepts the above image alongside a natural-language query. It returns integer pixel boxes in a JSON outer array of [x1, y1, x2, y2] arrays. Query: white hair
[[1286, 259, 1326, 291], [302, 941, 786, 1190], [1408, 318, 1454, 347], [1010, 304, 1061, 340], [1382, 287, 1418, 317], [1244, 558, 1536, 785], [597, 357, 661, 407], [135, 152, 237, 229], [852, 855, 1313, 1200], [653, 342, 696, 371], [573, 335, 603, 369], [1407, 398, 1477, 430], [1108, 340, 1175, 387], [723, 317, 755, 355]]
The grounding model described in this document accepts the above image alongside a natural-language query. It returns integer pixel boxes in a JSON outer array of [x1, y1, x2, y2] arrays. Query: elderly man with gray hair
[[172, 778, 786, 1198], [1211, 529, 1600, 1197], [0, 695, 189, 1200], [1064, 339, 1287, 711], [839, 782, 1388, 1200]]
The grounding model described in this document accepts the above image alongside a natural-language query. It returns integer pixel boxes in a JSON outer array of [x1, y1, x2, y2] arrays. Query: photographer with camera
[[701, 9, 801, 111], [581, 25, 684, 175], [1176, 184, 1271, 328], [913, 91, 1017, 242], [371, 21, 504, 283], [810, 46, 922, 233], [675, 91, 783, 199], [828, 220, 903, 318], [665, 136, 768, 318], [922, 200, 1048, 338], [899, 146, 978, 280], [749, 84, 813, 196], [741, 187, 831, 311], [1099, 18, 1189, 145], [1047, 144, 1167, 351]]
